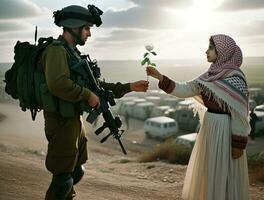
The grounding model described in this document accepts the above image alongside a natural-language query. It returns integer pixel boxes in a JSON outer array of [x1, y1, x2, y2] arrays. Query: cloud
[[96, 29, 153, 42], [129, 0, 192, 9], [101, 0, 193, 30], [0, 27, 59, 46], [240, 35, 264, 44], [0, 21, 33, 32], [0, 0, 48, 19], [237, 20, 264, 36], [0, 40, 15, 46], [217, 0, 264, 11], [205, 17, 264, 38], [102, 6, 185, 30]]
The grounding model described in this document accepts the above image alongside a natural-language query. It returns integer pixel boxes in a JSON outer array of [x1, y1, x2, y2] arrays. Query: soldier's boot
[[45, 173, 73, 200], [71, 165, 85, 185], [45, 187, 76, 200], [65, 187, 76, 200]]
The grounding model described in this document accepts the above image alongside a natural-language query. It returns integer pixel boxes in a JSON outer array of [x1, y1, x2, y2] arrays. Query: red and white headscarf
[[199, 34, 244, 82]]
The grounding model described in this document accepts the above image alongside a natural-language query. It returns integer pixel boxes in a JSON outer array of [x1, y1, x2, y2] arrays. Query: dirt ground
[[0, 102, 264, 200]]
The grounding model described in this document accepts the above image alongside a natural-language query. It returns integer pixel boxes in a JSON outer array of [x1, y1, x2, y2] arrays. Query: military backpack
[[4, 37, 54, 120]]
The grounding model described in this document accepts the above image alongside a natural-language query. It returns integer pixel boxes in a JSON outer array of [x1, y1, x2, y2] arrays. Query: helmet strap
[[65, 27, 85, 46]]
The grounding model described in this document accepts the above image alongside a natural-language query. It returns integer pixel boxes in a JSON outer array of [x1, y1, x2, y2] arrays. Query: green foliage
[[141, 57, 150, 66], [151, 51, 157, 56]]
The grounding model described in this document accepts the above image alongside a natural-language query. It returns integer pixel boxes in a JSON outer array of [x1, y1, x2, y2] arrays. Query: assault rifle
[[71, 56, 126, 155]]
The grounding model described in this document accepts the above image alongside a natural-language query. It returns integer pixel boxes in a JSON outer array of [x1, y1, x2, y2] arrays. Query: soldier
[[41, 5, 149, 200]]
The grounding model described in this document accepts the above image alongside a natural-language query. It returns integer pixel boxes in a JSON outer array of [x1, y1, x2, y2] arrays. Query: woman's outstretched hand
[[146, 66, 163, 81]]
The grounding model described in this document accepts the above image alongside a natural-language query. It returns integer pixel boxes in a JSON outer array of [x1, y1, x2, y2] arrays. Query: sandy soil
[[0, 102, 264, 200]]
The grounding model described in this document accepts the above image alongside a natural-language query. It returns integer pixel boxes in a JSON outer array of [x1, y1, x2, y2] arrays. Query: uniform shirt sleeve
[[42, 44, 91, 102], [99, 81, 131, 98], [159, 75, 200, 98]]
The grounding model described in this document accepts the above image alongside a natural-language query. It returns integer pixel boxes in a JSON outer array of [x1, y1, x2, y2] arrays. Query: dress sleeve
[[159, 75, 200, 98], [230, 110, 251, 149]]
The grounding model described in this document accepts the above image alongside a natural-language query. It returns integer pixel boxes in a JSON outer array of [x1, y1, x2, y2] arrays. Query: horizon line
[[0, 56, 264, 64]]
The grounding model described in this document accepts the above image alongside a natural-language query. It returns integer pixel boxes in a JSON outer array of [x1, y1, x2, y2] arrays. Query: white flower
[[145, 44, 154, 52]]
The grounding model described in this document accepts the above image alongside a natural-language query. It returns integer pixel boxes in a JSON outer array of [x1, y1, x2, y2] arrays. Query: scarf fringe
[[195, 81, 233, 113], [193, 80, 250, 128]]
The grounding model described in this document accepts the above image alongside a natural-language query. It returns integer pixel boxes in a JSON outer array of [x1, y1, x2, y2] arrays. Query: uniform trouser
[[44, 111, 88, 199]]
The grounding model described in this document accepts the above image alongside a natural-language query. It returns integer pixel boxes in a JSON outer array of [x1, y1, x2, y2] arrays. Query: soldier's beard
[[76, 37, 85, 46], [67, 28, 85, 46], [76, 27, 85, 46]]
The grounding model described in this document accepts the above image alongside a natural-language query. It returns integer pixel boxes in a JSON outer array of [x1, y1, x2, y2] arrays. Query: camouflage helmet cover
[[53, 5, 103, 28]]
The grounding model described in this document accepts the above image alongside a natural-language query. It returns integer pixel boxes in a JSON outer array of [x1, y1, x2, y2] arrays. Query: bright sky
[[0, 0, 264, 62]]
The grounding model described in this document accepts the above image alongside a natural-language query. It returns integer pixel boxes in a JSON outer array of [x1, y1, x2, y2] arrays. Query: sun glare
[[181, 0, 223, 30]]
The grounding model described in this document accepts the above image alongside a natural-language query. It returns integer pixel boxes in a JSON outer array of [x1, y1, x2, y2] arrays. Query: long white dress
[[169, 80, 250, 200]]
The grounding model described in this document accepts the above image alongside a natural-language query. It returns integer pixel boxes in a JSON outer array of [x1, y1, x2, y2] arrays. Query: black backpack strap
[[62, 43, 81, 67]]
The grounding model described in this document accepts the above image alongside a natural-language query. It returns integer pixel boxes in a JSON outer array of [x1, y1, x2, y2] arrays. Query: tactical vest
[[36, 40, 91, 117]]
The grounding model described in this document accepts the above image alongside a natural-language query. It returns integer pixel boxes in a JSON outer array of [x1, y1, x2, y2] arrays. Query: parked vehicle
[[146, 90, 168, 99], [174, 133, 197, 149], [133, 98, 147, 104], [132, 102, 155, 120], [177, 99, 195, 109], [254, 104, 264, 134], [160, 97, 182, 108], [145, 96, 161, 106], [118, 101, 135, 116], [150, 106, 171, 118], [249, 99, 257, 111], [167, 107, 199, 133], [144, 116, 179, 139]]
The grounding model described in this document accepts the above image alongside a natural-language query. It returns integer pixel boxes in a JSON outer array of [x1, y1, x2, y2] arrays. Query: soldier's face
[[81, 23, 92, 44]]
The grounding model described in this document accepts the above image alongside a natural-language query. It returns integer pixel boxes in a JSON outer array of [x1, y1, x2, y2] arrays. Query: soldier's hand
[[88, 92, 100, 109], [232, 147, 243, 159], [130, 80, 149, 92]]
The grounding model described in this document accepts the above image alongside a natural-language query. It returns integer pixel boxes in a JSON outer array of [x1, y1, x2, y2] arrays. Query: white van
[[174, 133, 197, 149], [254, 104, 264, 134], [145, 96, 161, 106], [144, 116, 179, 139]]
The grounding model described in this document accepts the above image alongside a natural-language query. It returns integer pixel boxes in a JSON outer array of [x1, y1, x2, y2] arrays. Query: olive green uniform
[[41, 36, 131, 175]]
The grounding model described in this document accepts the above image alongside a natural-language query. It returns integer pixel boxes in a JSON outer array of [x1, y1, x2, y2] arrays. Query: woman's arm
[[147, 66, 200, 98]]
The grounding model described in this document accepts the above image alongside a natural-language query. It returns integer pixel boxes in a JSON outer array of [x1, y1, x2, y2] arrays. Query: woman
[[147, 34, 250, 200]]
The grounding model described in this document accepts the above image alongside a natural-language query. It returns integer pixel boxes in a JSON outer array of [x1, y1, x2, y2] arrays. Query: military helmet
[[53, 5, 103, 28]]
